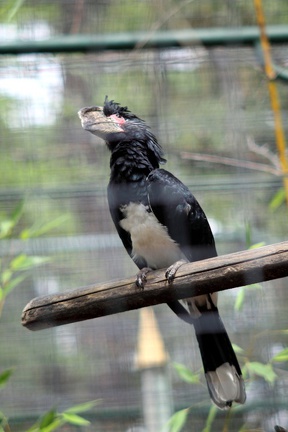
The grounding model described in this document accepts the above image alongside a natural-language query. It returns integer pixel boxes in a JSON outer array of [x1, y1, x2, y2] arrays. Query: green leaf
[[173, 362, 200, 384], [25, 425, 38, 432], [65, 400, 100, 414], [10, 254, 29, 270], [0, 369, 13, 389], [269, 188, 285, 211], [202, 405, 217, 432], [5, 0, 26, 22], [247, 283, 262, 289], [26, 416, 63, 432], [234, 283, 262, 311], [249, 242, 265, 250], [1, 269, 12, 285], [26, 401, 98, 432], [232, 343, 244, 354], [246, 361, 277, 384], [0, 220, 14, 239], [245, 222, 252, 248], [61, 413, 90, 426], [25, 417, 65, 432], [11, 200, 25, 226], [10, 254, 50, 271], [167, 408, 189, 432], [42, 419, 64, 432], [20, 215, 69, 239], [0, 201, 24, 239], [39, 409, 57, 428], [2, 273, 29, 296], [0, 410, 9, 432], [271, 348, 288, 363], [234, 287, 245, 311]]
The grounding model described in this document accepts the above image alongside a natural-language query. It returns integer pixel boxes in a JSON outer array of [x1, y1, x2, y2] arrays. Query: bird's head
[[78, 96, 142, 141], [78, 97, 166, 164]]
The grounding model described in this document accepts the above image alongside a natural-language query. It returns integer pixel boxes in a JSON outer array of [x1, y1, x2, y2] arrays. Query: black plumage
[[78, 98, 246, 409]]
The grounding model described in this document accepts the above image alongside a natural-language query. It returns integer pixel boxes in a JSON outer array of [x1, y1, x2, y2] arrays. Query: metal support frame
[[1, 25, 288, 55]]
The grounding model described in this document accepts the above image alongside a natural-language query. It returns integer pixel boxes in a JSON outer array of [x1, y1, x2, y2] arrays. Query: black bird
[[78, 97, 246, 409]]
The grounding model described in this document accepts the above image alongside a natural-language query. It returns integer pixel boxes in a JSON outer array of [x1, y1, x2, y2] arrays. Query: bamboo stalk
[[253, 0, 288, 205]]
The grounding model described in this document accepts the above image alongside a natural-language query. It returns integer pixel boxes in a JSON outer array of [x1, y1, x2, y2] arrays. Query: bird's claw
[[165, 267, 176, 283], [136, 261, 187, 288], [165, 260, 187, 284], [136, 267, 152, 289]]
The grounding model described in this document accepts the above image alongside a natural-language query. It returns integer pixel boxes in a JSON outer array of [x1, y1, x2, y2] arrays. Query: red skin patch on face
[[109, 114, 126, 125]]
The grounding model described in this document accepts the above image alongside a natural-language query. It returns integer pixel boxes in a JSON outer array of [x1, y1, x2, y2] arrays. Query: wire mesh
[[1, 1, 288, 431]]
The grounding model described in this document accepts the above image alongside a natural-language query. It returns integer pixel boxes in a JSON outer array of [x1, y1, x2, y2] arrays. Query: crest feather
[[103, 96, 140, 121]]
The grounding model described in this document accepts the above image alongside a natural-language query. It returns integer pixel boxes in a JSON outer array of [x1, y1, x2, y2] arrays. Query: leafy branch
[[0, 202, 68, 316], [25, 401, 100, 432], [0, 201, 95, 432]]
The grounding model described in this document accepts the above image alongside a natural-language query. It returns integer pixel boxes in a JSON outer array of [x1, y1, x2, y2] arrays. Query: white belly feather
[[119, 202, 184, 269], [119, 202, 217, 312]]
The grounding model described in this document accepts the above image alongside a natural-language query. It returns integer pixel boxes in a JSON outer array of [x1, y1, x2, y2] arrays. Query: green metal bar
[[1, 25, 288, 55]]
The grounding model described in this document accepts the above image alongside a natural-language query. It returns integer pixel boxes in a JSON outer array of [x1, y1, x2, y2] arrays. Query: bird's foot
[[136, 267, 153, 289], [165, 259, 187, 284]]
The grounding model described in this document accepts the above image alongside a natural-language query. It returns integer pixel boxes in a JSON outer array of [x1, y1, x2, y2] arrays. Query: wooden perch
[[22, 241, 288, 331]]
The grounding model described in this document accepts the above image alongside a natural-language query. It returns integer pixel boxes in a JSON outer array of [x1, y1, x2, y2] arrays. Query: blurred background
[[0, 1, 288, 431]]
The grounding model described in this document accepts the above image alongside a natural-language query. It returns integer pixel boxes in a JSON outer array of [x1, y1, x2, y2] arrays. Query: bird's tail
[[193, 308, 246, 409], [167, 300, 246, 409]]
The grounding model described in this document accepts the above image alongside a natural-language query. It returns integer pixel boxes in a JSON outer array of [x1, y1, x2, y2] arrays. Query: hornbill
[[78, 97, 246, 409]]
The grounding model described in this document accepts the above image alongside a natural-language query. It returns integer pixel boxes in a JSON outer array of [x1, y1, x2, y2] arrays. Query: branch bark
[[22, 241, 288, 331], [181, 151, 281, 176]]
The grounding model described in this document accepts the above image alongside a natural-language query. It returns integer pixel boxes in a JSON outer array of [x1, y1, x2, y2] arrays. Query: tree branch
[[181, 151, 281, 176], [22, 241, 288, 331]]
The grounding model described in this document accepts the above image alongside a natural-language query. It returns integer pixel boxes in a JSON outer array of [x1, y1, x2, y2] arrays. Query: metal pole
[[1, 25, 288, 55]]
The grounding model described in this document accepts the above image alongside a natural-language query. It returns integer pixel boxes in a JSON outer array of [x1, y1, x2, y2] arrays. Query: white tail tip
[[205, 363, 246, 409]]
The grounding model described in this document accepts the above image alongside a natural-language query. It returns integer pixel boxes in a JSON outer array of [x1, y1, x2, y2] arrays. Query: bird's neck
[[109, 140, 158, 183]]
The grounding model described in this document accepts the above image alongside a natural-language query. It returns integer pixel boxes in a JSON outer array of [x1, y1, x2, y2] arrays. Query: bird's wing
[[147, 168, 217, 263], [107, 181, 148, 269]]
